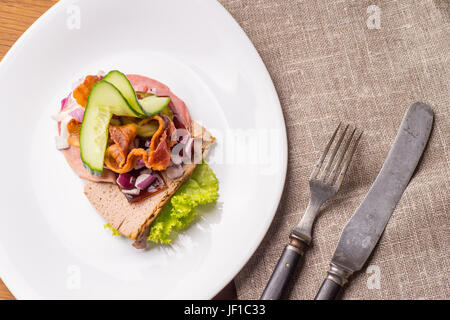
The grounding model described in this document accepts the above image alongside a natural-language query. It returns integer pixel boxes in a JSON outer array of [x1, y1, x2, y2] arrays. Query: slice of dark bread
[[84, 122, 215, 248]]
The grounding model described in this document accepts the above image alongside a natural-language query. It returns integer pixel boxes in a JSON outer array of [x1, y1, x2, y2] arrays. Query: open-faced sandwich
[[53, 70, 218, 249]]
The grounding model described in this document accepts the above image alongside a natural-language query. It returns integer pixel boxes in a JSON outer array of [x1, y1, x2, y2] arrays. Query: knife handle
[[314, 263, 352, 300], [314, 278, 342, 300], [260, 239, 306, 300]]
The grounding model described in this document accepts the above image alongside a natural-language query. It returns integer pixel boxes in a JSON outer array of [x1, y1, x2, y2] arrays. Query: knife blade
[[315, 102, 434, 300]]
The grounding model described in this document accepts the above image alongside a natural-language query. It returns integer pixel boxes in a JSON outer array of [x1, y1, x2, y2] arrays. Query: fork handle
[[260, 240, 307, 300]]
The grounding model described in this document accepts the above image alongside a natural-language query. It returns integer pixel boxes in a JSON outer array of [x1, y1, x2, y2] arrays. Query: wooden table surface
[[0, 0, 236, 300]]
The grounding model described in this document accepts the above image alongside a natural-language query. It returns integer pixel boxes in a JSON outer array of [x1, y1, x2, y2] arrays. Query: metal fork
[[260, 123, 362, 300]]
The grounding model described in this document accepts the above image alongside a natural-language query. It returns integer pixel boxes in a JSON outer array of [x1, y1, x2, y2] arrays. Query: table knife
[[315, 102, 434, 300]]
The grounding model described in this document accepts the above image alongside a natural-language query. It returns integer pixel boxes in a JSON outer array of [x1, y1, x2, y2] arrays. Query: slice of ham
[[126, 74, 192, 131], [61, 146, 116, 183]]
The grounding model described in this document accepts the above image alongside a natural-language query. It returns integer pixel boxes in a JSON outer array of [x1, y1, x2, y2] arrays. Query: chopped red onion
[[135, 173, 157, 190], [121, 188, 141, 195], [147, 173, 165, 193], [134, 159, 146, 170], [69, 107, 85, 122], [97, 70, 106, 78], [116, 173, 136, 190], [60, 96, 69, 111], [144, 139, 151, 148], [166, 164, 184, 179]]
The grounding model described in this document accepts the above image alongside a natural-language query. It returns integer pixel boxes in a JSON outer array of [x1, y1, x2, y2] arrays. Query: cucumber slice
[[159, 105, 174, 120], [103, 70, 146, 117], [121, 117, 159, 138], [139, 95, 171, 116], [104, 70, 170, 116], [80, 81, 138, 175]]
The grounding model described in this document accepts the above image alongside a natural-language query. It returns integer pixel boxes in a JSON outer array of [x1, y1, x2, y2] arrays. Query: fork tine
[[334, 130, 363, 188], [319, 124, 349, 181], [310, 123, 341, 180], [327, 127, 356, 184]]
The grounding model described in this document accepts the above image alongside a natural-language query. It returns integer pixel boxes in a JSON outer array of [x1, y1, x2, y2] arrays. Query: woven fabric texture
[[218, 0, 449, 299]]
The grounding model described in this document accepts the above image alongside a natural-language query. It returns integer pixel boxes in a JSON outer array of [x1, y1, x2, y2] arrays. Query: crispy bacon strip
[[67, 119, 81, 147], [104, 116, 176, 173], [163, 115, 177, 148], [109, 124, 138, 167], [73, 75, 100, 108]]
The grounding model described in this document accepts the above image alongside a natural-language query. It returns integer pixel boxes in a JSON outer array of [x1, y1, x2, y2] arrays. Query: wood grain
[[0, 0, 57, 300], [0, 0, 236, 300], [0, 0, 57, 61], [0, 279, 14, 300]]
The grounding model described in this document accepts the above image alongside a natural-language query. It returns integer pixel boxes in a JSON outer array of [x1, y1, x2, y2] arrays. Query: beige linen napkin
[[219, 0, 449, 299]]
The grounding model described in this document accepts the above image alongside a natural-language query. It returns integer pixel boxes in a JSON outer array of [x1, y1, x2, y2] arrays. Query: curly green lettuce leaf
[[148, 162, 219, 244], [104, 223, 121, 236]]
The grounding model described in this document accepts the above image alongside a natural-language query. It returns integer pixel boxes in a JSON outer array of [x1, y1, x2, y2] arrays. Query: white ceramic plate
[[0, 0, 287, 299]]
